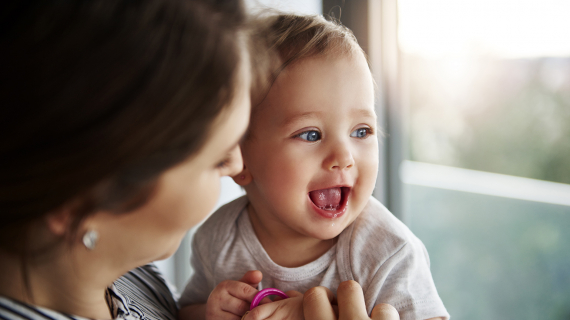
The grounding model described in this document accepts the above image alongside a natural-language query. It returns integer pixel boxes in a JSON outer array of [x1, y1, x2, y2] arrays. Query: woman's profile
[[0, 0, 250, 318]]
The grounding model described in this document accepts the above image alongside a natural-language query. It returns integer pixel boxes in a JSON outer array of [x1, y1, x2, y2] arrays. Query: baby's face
[[242, 53, 378, 241]]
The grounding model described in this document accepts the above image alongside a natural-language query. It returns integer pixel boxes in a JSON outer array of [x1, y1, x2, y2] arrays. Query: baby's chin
[[301, 217, 353, 240]]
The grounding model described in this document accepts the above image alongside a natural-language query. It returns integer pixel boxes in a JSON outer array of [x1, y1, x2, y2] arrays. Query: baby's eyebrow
[[280, 108, 376, 128], [353, 108, 377, 121], [280, 111, 321, 128]]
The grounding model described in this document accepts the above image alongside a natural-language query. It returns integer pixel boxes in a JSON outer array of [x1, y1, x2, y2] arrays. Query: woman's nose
[[324, 142, 355, 170], [223, 145, 244, 177]]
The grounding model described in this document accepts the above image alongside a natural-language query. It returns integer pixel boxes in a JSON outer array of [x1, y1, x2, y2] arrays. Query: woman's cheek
[[180, 171, 222, 228], [199, 172, 222, 218]]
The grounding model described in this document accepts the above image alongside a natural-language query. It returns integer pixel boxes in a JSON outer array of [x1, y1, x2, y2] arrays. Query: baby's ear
[[232, 165, 252, 186]]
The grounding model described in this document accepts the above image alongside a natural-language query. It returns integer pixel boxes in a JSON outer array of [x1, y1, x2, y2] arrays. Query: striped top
[[0, 264, 178, 320]]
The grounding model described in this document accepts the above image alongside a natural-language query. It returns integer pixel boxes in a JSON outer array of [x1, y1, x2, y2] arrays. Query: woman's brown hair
[[0, 0, 248, 254]]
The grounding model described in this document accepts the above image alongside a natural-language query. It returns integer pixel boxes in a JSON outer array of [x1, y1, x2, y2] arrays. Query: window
[[397, 0, 570, 318], [327, 0, 570, 317]]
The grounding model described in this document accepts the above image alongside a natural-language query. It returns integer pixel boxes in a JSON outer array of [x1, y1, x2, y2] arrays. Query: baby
[[179, 14, 449, 320]]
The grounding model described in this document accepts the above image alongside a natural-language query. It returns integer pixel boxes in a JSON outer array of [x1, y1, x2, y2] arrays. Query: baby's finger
[[336, 280, 369, 320], [239, 270, 263, 287], [271, 290, 300, 302], [302, 286, 337, 320], [286, 290, 303, 298], [242, 303, 275, 320], [257, 297, 272, 305], [216, 295, 251, 316], [243, 298, 303, 320], [225, 280, 260, 301], [370, 304, 400, 320]]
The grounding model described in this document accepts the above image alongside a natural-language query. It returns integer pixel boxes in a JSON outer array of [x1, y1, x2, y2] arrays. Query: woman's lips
[[308, 186, 351, 219]]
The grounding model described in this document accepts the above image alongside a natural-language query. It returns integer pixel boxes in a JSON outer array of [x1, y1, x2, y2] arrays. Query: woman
[[0, 0, 397, 319]]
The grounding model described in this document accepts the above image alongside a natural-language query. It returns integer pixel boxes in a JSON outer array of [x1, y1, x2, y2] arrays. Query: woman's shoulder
[[0, 264, 178, 320], [0, 296, 92, 320], [110, 264, 178, 320]]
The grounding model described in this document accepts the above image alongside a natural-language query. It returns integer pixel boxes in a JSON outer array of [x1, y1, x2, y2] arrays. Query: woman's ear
[[45, 207, 72, 236], [232, 165, 252, 186]]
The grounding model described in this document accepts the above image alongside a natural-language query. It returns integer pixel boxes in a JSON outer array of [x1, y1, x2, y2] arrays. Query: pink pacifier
[[242, 288, 289, 319], [250, 288, 289, 309]]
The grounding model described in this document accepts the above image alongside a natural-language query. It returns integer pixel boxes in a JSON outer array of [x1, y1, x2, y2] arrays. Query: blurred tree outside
[[407, 56, 570, 184], [399, 1, 570, 319]]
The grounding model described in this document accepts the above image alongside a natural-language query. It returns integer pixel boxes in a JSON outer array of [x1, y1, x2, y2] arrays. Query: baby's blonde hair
[[250, 13, 365, 107], [260, 13, 362, 67]]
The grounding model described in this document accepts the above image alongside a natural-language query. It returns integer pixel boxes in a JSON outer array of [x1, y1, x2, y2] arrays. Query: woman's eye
[[350, 128, 370, 138], [216, 157, 231, 169], [297, 130, 321, 142]]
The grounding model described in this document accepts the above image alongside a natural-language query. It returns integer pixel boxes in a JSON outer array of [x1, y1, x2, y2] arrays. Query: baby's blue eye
[[298, 130, 321, 142], [351, 128, 369, 138]]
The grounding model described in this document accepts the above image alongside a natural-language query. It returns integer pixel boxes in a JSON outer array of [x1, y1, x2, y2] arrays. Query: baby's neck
[[264, 235, 336, 268], [247, 204, 337, 268]]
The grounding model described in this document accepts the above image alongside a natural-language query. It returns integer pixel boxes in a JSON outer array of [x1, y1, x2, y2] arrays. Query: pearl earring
[[82, 229, 99, 250]]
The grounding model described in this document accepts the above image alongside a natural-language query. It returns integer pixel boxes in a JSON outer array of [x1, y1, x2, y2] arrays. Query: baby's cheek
[[265, 162, 305, 200], [361, 144, 379, 176], [267, 169, 297, 193], [355, 151, 379, 197]]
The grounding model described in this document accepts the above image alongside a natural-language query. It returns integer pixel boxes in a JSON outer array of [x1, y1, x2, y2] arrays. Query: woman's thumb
[[370, 303, 400, 320]]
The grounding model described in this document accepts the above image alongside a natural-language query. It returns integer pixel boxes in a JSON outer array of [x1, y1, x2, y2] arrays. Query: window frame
[[322, 0, 406, 221]]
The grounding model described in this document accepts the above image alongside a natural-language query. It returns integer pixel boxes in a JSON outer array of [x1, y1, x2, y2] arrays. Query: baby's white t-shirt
[[180, 196, 449, 320]]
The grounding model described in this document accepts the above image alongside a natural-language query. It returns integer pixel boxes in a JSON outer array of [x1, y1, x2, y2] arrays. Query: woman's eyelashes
[[216, 156, 231, 169]]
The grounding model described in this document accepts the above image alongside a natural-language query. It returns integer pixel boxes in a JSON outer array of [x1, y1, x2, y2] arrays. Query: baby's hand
[[243, 291, 304, 320], [205, 271, 264, 320]]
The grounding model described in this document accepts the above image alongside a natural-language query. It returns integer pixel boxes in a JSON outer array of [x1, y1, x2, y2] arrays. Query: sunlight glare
[[399, 0, 570, 58]]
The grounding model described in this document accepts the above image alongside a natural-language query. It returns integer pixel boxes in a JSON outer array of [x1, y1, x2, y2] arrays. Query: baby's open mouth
[[308, 187, 350, 211]]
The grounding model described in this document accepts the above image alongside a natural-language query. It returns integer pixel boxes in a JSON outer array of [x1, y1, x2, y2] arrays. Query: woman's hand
[[303, 281, 400, 320], [242, 291, 304, 320], [240, 280, 399, 320]]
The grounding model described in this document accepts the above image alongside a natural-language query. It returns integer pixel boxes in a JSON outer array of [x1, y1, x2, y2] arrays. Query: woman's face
[[84, 63, 251, 268]]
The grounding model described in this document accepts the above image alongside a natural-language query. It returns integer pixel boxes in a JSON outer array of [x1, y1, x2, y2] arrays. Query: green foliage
[[405, 57, 570, 319], [408, 56, 570, 184]]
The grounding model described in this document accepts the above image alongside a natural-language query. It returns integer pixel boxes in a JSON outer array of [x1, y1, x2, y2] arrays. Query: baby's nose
[[326, 144, 355, 170]]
